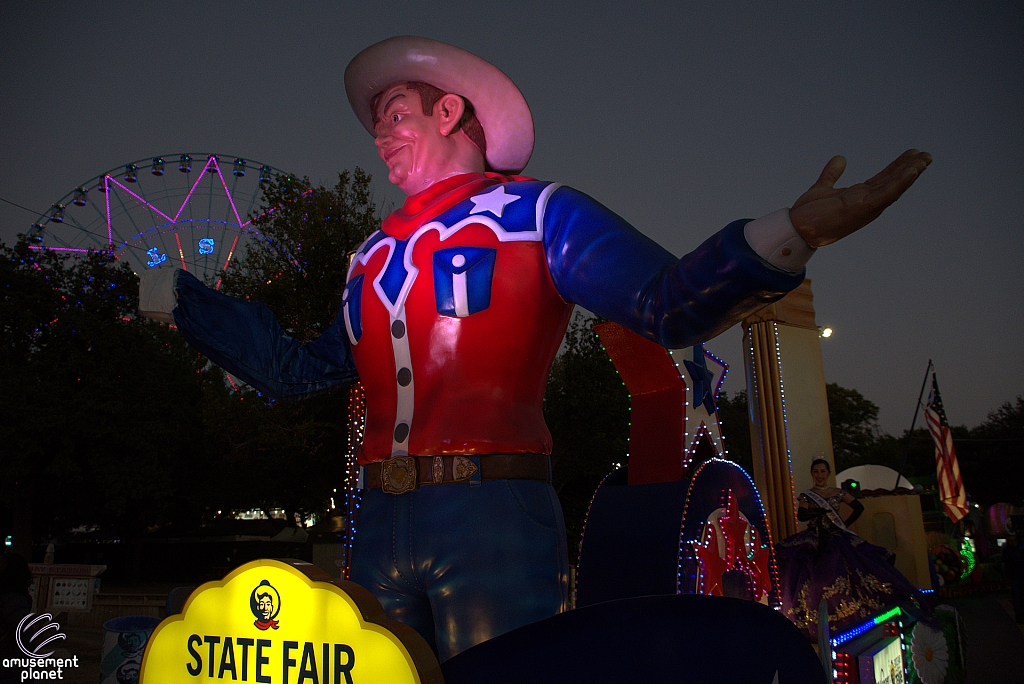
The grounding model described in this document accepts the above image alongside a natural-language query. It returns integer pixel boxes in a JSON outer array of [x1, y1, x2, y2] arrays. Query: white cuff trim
[[744, 208, 816, 272]]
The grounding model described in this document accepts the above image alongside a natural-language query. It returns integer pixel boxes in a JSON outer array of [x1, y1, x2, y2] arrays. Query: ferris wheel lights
[[124, 164, 138, 183], [72, 187, 88, 206], [259, 165, 272, 183], [233, 158, 247, 177], [152, 158, 165, 176], [179, 154, 192, 173], [96, 177, 108, 193], [49, 204, 65, 223]]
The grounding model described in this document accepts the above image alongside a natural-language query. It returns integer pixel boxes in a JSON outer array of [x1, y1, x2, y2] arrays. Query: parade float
[[123, 33, 936, 684]]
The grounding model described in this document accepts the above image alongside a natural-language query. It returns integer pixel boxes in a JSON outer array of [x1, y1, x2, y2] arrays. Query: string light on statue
[[599, 335, 632, 457], [745, 325, 768, 472], [342, 382, 367, 580], [743, 326, 784, 604], [773, 322, 797, 522], [574, 465, 623, 608]]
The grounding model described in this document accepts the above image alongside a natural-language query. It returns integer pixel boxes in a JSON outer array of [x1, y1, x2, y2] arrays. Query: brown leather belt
[[362, 454, 551, 495]]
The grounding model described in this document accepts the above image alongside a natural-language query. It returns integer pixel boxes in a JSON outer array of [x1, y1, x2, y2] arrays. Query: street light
[[818, 326, 833, 338]]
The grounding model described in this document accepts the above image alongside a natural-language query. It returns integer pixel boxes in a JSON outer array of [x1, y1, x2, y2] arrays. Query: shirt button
[[394, 423, 410, 443], [391, 320, 406, 339], [397, 367, 412, 386]]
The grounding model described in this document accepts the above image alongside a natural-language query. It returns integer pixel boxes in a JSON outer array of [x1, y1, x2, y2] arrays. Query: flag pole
[[893, 359, 934, 492]]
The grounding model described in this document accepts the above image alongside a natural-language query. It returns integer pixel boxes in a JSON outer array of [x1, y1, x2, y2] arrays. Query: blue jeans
[[350, 479, 569, 661]]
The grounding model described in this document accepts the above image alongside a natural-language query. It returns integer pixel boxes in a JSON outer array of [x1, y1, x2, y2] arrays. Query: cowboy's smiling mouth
[[381, 144, 409, 164]]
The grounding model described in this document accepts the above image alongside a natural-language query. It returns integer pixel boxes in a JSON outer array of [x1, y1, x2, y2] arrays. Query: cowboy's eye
[[392, 113, 400, 123]]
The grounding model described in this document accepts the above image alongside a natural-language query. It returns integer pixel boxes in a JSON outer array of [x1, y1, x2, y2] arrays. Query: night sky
[[2, 2, 1021, 435]]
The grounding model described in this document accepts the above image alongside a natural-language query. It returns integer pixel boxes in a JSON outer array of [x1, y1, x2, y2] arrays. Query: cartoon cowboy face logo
[[249, 580, 281, 630]]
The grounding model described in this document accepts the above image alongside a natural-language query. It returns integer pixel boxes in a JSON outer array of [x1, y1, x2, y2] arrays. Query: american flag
[[924, 371, 969, 522]]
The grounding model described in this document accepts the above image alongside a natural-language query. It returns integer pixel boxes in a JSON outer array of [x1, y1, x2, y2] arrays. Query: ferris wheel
[[27, 153, 293, 283]]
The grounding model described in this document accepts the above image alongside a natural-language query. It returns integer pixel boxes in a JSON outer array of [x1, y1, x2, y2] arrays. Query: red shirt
[[345, 173, 572, 463]]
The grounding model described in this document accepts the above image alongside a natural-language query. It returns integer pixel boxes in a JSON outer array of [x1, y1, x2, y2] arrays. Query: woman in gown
[[776, 459, 927, 640]]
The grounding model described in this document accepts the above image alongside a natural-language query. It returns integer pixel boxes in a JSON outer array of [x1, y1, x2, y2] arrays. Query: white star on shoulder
[[469, 186, 521, 218]]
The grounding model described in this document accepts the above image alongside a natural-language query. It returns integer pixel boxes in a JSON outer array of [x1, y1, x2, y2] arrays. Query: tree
[[199, 170, 381, 526], [825, 383, 882, 473], [959, 396, 1024, 505], [0, 240, 207, 562], [544, 312, 630, 552]]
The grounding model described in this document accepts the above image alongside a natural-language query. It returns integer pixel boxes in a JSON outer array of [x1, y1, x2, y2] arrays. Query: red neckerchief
[[381, 172, 533, 240], [254, 618, 279, 630]]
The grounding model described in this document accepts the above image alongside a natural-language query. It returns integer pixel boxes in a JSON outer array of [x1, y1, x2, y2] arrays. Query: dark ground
[[941, 591, 1024, 683]]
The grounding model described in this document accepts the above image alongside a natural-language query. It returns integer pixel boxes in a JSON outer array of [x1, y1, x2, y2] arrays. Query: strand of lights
[[772, 322, 797, 524], [172, 159, 214, 222], [341, 382, 366, 580], [574, 465, 622, 607], [26, 246, 98, 253], [706, 346, 730, 458], [105, 175, 175, 223], [597, 332, 631, 458], [211, 156, 247, 228], [742, 324, 784, 606], [744, 325, 767, 488], [103, 175, 113, 246], [829, 606, 901, 648], [174, 233, 187, 271]]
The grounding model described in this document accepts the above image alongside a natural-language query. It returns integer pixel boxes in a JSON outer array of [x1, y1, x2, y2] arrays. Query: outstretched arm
[[152, 270, 358, 400], [790, 149, 932, 248], [542, 187, 805, 348]]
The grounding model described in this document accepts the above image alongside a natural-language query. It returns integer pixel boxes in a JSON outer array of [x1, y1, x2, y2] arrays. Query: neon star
[[468, 186, 520, 217]]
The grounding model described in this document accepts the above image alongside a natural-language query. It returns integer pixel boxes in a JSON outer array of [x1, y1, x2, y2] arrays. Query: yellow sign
[[140, 559, 442, 684]]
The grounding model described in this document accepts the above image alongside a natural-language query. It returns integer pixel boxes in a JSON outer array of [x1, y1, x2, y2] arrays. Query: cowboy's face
[[373, 84, 453, 195], [258, 594, 273, 619]]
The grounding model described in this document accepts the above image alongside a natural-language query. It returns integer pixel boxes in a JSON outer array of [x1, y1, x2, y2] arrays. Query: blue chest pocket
[[342, 274, 364, 345], [433, 247, 496, 317]]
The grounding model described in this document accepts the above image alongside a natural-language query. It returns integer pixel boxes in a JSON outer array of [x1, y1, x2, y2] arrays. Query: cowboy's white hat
[[345, 36, 534, 174]]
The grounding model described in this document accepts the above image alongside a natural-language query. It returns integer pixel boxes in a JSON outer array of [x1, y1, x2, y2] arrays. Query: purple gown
[[776, 491, 925, 641]]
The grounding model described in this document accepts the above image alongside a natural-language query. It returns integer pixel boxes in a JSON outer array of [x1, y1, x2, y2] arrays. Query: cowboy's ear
[[435, 93, 466, 136]]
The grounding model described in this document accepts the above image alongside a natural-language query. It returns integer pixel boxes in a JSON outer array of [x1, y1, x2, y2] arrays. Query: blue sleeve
[[543, 186, 805, 348], [171, 270, 358, 400]]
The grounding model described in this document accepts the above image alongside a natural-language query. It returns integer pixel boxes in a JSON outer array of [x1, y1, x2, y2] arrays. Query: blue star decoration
[[684, 344, 718, 414]]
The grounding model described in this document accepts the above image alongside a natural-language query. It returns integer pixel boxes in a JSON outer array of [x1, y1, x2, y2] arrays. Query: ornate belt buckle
[[451, 456, 479, 483], [381, 456, 417, 494]]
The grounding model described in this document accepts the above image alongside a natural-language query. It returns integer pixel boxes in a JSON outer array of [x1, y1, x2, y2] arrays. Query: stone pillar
[[742, 279, 835, 542]]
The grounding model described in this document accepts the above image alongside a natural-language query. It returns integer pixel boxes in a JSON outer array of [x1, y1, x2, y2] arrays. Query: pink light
[[104, 176, 113, 246], [222, 234, 240, 271], [172, 161, 212, 222], [28, 246, 97, 253], [175, 233, 186, 271], [216, 234, 241, 290], [211, 159, 246, 228], [105, 177, 174, 223]]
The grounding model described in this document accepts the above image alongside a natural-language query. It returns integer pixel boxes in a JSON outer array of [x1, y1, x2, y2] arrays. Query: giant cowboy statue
[[139, 36, 931, 661]]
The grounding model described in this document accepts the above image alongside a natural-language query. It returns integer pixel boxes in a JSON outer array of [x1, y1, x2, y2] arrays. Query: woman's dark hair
[[810, 458, 831, 472]]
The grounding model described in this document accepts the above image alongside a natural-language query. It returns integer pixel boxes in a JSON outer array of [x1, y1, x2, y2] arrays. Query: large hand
[[790, 149, 932, 248]]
